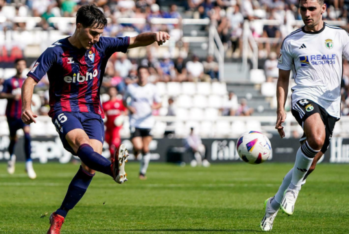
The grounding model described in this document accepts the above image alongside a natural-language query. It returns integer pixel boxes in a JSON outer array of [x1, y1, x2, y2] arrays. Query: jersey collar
[[301, 22, 326, 34]]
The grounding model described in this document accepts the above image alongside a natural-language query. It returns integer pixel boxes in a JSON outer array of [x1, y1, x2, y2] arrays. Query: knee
[[142, 146, 149, 154], [10, 136, 18, 141], [307, 136, 325, 150]]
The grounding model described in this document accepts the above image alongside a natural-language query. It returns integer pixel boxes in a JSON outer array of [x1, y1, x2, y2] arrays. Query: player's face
[[108, 87, 117, 98], [77, 23, 104, 50], [138, 68, 149, 85], [15, 60, 26, 76], [299, 0, 326, 28]]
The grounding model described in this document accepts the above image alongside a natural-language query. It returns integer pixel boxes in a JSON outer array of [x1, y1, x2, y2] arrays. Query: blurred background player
[[184, 127, 210, 167], [123, 66, 161, 180], [103, 86, 127, 157], [0, 58, 36, 179]]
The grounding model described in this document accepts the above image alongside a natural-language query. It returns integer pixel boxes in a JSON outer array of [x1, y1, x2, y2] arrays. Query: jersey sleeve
[[27, 47, 57, 83], [277, 39, 293, 71], [1, 79, 11, 93], [99, 36, 130, 55], [341, 31, 349, 60]]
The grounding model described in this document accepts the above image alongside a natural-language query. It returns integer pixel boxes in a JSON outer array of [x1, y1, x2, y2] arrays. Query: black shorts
[[291, 99, 339, 153], [130, 127, 152, 139]]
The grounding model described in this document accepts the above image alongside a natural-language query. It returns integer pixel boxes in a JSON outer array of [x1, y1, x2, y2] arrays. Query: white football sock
[[140, 153, 151, 175], [273, 168, 293, 208], [290, 144, 317, 189]]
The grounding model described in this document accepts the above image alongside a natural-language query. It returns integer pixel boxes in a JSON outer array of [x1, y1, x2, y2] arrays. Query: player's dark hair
[[137, 65, 149, 74], [76, 4, 107, 28], [14, 58, 26, 64], [299, 0, 324, 5]]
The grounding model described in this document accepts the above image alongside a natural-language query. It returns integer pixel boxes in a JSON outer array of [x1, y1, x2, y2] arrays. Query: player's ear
[[321, 3, 326, 14], [76, 23, 83, 32]]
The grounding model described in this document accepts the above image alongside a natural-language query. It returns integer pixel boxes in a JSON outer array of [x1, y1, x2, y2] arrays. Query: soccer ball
[[236, 131, 272, 164]]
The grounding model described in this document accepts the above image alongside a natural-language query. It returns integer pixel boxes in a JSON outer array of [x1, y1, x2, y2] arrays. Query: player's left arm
[[128, 32, 170, 49], [21, 77, 38, 124], [151, 86, 162, 110], [341, 31, 349, 60]]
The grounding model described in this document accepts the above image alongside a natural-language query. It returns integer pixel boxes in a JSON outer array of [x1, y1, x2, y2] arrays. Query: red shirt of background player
[[102, 99, 127, 156]]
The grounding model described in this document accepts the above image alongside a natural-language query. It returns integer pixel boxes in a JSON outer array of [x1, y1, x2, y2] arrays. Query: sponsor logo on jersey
[[278, 53, 283, 63], [305, 104, 314, 112], [31, 62, 39, 73], [67, 57, 74, 64], [299, 56, 310, 66], [299, 54, 336, 66], [64, 69, 98, 83], [88, 51, 95, 63], [325, 39, 333, 49]]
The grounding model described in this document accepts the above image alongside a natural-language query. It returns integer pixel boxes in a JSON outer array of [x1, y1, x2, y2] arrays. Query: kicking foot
[[111, 144, 129, 184], [7, 155, 16, 174], [280, 189, 299, 216], [260, 197, 279, 231], [47, 213, 64, 234]]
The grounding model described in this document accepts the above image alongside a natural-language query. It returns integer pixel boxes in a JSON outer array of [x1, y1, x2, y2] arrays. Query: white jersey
[[123, 83, 161, 129], [278, 24, 349, 118]]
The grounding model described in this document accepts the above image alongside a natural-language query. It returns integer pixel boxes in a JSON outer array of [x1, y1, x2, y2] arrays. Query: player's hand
[[275, 109, 286, 138], [154, 32, 170, 46], [21, 109, 37, 124]]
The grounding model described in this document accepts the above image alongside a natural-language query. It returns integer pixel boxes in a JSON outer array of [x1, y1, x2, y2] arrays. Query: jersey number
[[54, 113, 68, 131]]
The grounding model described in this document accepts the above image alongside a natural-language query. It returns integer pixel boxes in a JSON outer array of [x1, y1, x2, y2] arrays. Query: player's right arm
[[21, 77, 38, 124], [275, 39, 293, 138], [22, 46, 57, 124], [122, 86, 136, 114], [276, 69, 290, 138]]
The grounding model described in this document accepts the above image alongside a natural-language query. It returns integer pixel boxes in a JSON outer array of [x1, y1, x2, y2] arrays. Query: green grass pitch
[[0, 162, 349, 234]]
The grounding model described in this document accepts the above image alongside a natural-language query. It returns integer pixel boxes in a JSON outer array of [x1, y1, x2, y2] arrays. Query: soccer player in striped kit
[[21, 5, 169, 233], [0, 58, 36, 179]]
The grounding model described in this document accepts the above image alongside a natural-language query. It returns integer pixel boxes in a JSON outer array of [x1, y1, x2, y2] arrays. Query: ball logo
[[64, 69, 98, 83], [246, 138, 258, 152]]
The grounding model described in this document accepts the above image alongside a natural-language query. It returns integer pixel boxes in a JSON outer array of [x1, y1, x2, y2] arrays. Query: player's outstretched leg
[[281, 142, 318, 215], [139, 150, 150, 180], [7, 137, 17, 174], [260, 197, 279, 231], [48, 166, 94, 234], [24, 132, 36, 179], [111, 144, 129, 184]]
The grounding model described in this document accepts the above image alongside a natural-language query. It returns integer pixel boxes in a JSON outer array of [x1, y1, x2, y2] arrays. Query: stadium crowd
[[1, 0, 349, 118]]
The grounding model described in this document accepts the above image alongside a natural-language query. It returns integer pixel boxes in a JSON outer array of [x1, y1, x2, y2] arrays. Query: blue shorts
[[7, 117, 28, 137], [52, 112, 105, 155]]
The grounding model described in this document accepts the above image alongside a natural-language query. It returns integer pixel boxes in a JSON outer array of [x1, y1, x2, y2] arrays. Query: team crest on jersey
[[299, 56, 310, 66], [67, 57, 74, 64], [305, 104, 314, 112], [325, 39, 333, 49], [88, 51, 95, 62]]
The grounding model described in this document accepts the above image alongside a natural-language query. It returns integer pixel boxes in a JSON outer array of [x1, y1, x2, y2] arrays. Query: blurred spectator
[[159, 53, 175, 82], [174, 55, 187, 82], [186, 0, 204, 11], [221, 91, 238, 116], [115, 54, 133, 79], [228, 4, 244, 32], [236, 98, 254, 116], [164, 4, 182, 19], [186, 55, 208, 82], [264, 52, 279, 80], [141, 53, 160, 70], [61, 0, 77, 17], [203, 55, 219, 81], [198, 0, 213, 19], [261, 16, 281, 57], [241, 0, 254, 21], [32, 0, 54, 17], [184, 127, 210, 167], [217, 17, 231, 49]]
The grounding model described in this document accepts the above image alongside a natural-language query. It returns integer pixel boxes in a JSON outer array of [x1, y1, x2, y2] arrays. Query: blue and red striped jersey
[[1, 76, 25, 119], [27, 36, 130, 118]]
